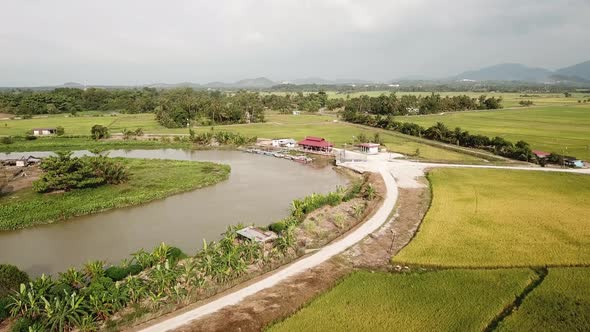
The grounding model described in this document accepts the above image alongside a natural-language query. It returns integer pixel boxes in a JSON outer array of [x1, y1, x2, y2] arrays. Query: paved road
[[140, 165, 399, 332], [139, 157, 589, 331]]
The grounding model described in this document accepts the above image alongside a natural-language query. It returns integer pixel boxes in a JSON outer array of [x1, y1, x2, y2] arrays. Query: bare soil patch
[[0, 165, 41, 194]]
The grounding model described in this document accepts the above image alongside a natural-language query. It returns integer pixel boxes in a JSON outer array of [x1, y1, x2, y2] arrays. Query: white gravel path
[[140, 165, 399, 332]]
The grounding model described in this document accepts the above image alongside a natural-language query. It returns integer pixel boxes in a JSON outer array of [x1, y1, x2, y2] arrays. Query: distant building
[[292, 110, 301, 115], [236, 226, 278, 243], [32, 128, 57, 136], [357, 143, 380, 155], [532, 150, 550, 159], [272, 138, 297, 148], [298, 136, 333, 152]]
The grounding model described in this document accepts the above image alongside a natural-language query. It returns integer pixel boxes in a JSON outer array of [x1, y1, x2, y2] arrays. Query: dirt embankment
[[0, 165, 41, 194], [170, 180, 430, 332]]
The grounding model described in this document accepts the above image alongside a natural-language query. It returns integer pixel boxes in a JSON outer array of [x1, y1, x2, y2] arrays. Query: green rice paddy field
[[398, 105, 590, 161], [272, 167, 590, 331], [269, 269, 536, 332], [498, 267, 590, 331], [394, 168, 590, 267]]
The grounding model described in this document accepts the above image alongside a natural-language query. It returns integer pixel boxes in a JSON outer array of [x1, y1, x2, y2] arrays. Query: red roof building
[[532, 150, 550, 158], [298, 136, 333, 152]]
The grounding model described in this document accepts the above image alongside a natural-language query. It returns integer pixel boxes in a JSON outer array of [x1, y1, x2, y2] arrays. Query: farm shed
[[357, 143, 380, 155], [298, 136, 333, 152], [236, 226, 278, 243], [32, 128, 57, 136]]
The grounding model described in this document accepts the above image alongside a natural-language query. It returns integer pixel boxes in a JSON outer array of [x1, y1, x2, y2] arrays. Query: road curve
[[140, 166, 399, 332]]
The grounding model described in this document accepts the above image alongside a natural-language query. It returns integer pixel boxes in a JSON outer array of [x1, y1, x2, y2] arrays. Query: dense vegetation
[[0, 158, 230, 230], [394, 168, 590, 267], [340, 92, 503, 115], [343, 110, 535, 161], [1, 179, 371, 331], [32, 152, 129, 193], [0, 88, 266, 128], [269, 269, 536, 331]]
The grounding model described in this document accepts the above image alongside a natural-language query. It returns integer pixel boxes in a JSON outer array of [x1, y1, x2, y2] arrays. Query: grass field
[[393, 168, 590, 267], [498, 267, 590, 331], [269, 269, 536, 332], [0, 112, 485, 162], [0, 158, 230, 230], [397, 105, 590, 160]]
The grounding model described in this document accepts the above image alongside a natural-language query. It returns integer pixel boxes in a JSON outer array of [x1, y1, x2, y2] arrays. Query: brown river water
[[0, 149, 347, 276]]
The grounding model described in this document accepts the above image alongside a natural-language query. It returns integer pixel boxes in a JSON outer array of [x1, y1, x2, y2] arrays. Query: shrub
[[49, 282, 74, 297], [0, 296, 11, 320], [56, 126, 65, 136], [104, 266, 128, 282], [32, 152, 129, 193], [269, 221, 287, 234], [127, 264, 143, 276], [91, 124, 109, 139], [168, 247, 186, 262], [25, 135, 37, 141], [0, 264, 29, 298], [1, 136, 14, 145], [11, 317, 33, 332]]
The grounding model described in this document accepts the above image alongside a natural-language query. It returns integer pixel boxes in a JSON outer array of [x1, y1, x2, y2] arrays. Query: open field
[[0, 112, 485, 162], [0, 158, 230, 230], [269, 269, 536, 332], [498, 267, 590, 331], [396, 105, 590, 160], [393, 168, 590, 267]]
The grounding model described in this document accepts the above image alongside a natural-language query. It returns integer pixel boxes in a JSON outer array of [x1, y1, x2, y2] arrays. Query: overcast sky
[[1, 0, 589, 86]]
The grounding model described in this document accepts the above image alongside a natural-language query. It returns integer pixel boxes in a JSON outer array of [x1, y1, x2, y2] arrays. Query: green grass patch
[[498, 267, 590, 331], [0, 158, 230, 230], [396, 105, 590, 160], [0, 111, 483, 163], [268, 269, 535, 332], [394, 168, 590, 267], [0, 136, 192, 152]]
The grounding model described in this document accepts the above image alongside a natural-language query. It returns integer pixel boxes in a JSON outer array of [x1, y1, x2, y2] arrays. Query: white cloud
[[0, 0, 588, 85]]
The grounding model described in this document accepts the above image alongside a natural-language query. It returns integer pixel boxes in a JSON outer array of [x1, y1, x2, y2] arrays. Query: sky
[[1, 0, 589, 86]]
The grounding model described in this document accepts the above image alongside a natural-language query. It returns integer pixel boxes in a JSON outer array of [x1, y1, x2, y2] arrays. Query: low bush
[[0, 296, 11, 320], [1, 136, 14, 145], [105, 266, 129, 282], [127, 264, 143, 276], [11, 317, 33, 332], [49, 282, 74, 298], [269, 221, 287, 234], [24, 135, 37, 141], [0, 264, 29, 297], [168, 247, 186, 262]]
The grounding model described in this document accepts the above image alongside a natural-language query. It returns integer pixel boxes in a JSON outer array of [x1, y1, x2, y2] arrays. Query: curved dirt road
[[140, 165, 399, 332]]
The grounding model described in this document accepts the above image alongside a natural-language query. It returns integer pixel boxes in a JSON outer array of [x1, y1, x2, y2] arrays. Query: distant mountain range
[[452, 61, 590, 83], [4, 60, 590, 89]]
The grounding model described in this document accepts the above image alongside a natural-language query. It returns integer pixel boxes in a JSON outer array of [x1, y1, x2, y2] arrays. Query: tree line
[[342, 111, 535, 161], [339, 93, 502, 116]]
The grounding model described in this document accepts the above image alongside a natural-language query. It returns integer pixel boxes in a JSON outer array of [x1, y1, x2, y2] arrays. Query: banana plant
[[8, 283, 42, 319], [58, 268, 86, 289], [41, 292, 86, 332], [83, 260, 105, 281]]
